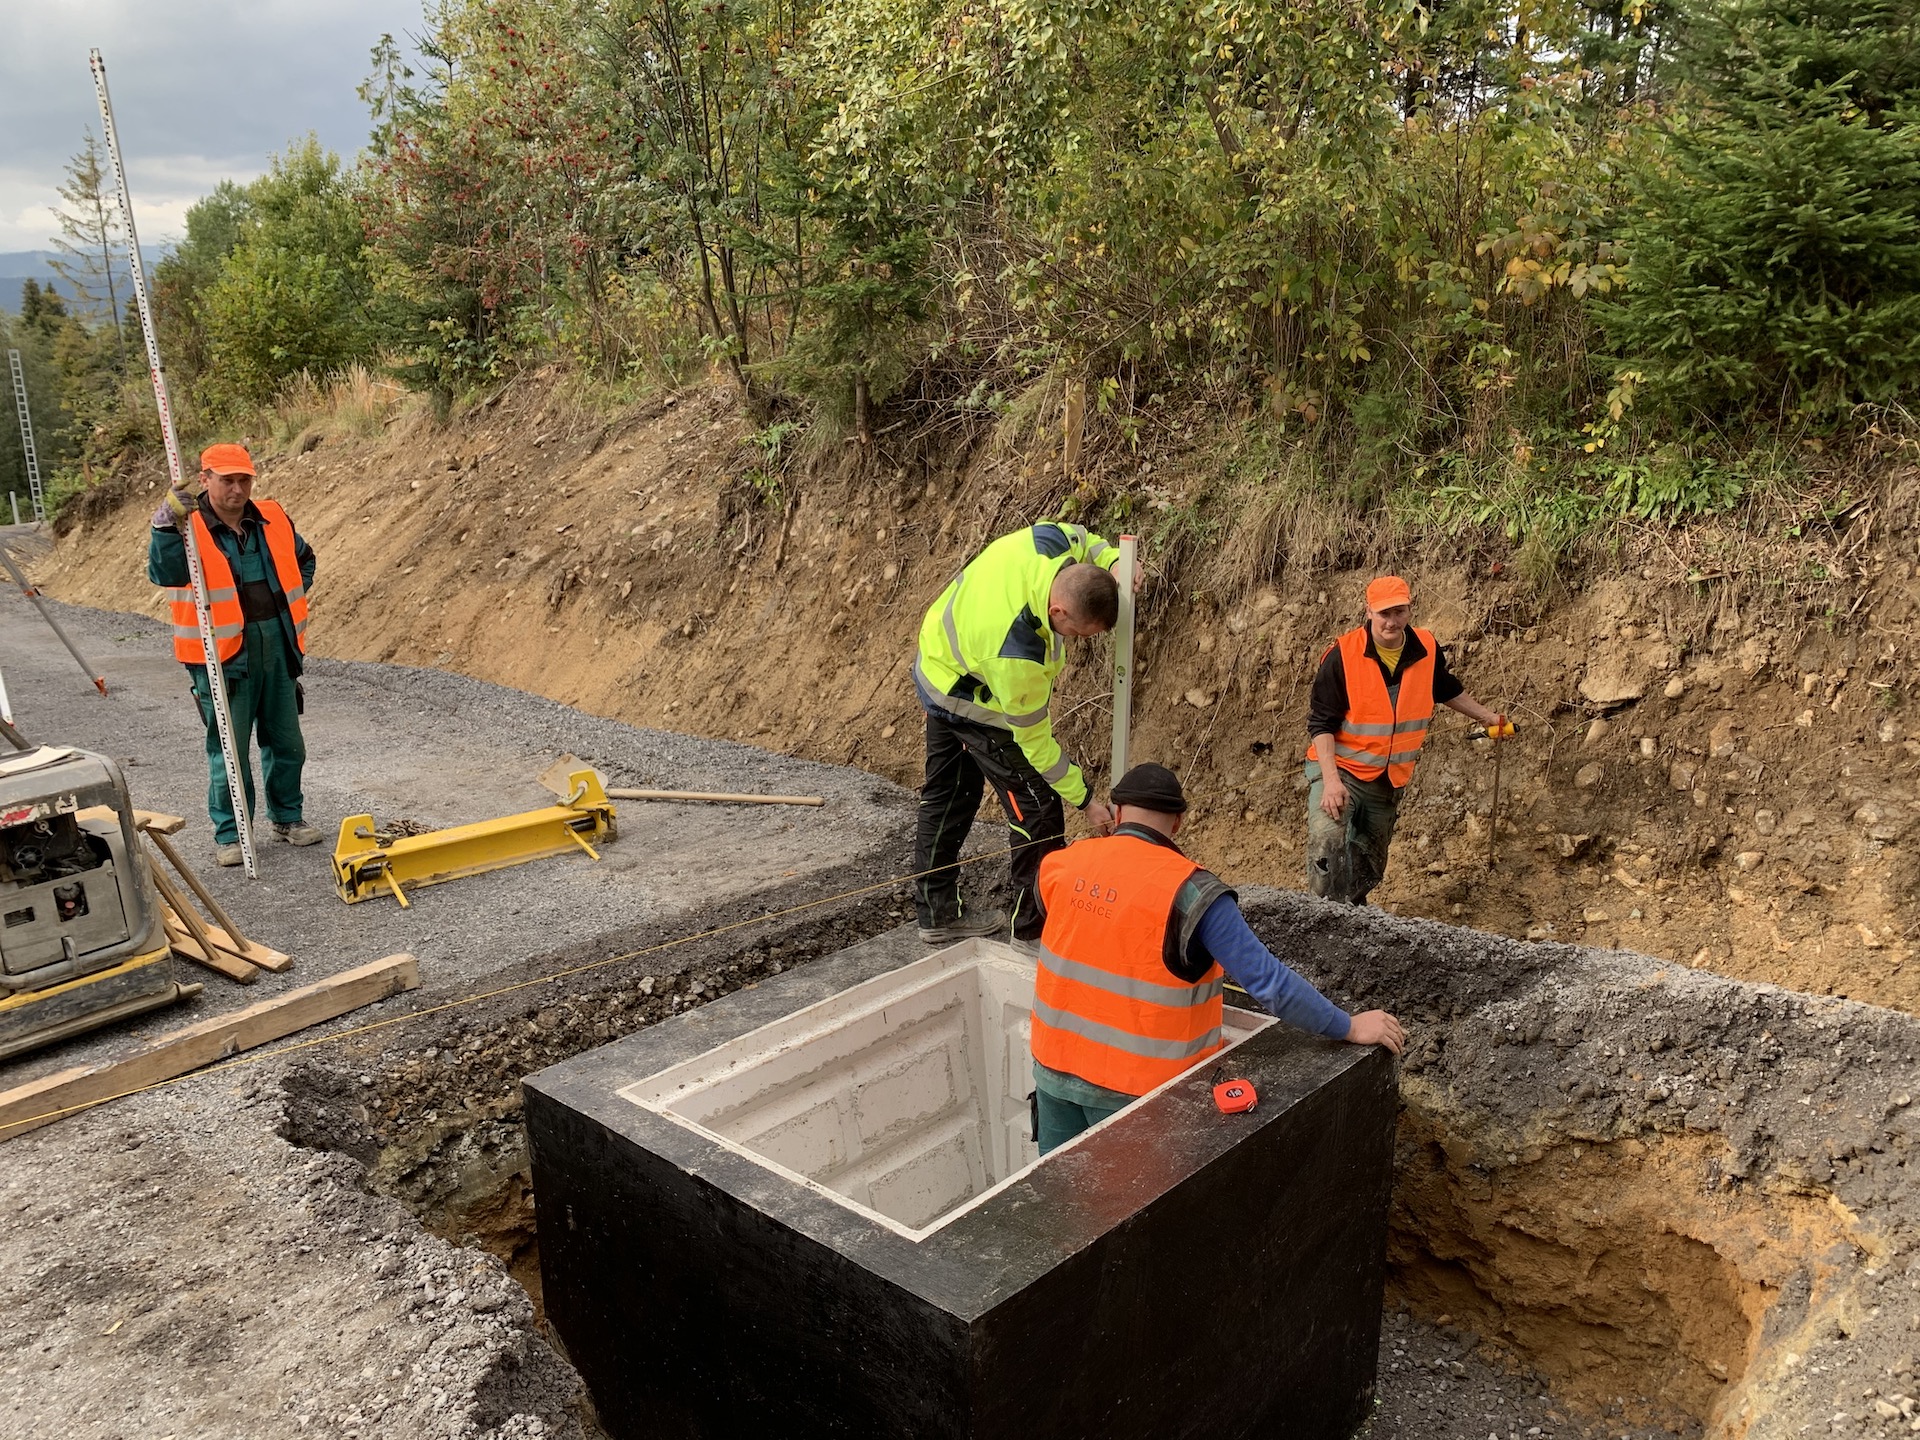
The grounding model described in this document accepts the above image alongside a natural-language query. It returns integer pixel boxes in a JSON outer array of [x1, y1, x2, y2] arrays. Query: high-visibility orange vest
[[1030, 832, 1225, 1097], [166, 501, 309, 665], [1304, 625, 1436, 787]]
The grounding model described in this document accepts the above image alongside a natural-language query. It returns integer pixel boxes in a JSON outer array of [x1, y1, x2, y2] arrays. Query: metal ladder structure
[[6, 350, 45, 524]]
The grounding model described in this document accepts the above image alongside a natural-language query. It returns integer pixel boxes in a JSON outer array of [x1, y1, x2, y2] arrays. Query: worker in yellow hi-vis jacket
[[912, 521, 1124, 944]]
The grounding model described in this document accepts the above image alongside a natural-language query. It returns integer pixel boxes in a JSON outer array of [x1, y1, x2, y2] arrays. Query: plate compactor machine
[[0, 746, 196, 1060]]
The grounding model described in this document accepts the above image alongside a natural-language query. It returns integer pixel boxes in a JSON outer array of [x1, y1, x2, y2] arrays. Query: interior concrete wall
[[623, 940, 1271, 1237]]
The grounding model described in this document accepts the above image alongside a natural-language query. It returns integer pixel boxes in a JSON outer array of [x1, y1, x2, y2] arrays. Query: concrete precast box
[[525, 931, 1399, 1440]]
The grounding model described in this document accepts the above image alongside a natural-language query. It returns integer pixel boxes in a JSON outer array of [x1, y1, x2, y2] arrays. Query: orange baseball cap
[[1365, 575, 1412, 610], [199, 443, 255, 477]]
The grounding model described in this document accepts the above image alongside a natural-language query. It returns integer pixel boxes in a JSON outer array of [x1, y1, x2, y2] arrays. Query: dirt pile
[[34, 374, 1919, 1014], [1239, 885, 1920, 1438]]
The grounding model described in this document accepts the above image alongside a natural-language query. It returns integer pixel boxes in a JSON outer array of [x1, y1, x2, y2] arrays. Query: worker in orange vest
[[1305, 575, 1511, 905], [1029, 762, 1404, 1153], [148, 443, 319, 866]]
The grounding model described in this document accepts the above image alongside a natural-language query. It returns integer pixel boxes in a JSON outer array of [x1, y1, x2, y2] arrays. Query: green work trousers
[[1304, 761, 1401, 904], [189, 618, 306, 845], [1035, 1087, 1130, 1155]]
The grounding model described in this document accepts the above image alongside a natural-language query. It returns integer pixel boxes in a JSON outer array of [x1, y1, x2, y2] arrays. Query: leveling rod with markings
[[89, 48, 258, 878]]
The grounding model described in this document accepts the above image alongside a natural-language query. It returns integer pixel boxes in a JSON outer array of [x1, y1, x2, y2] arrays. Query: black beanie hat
[[1110, 763, 1188, 815]]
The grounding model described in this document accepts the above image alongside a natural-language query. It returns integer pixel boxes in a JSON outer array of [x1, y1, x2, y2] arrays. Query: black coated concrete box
[[524, 932, 1398, 1440]]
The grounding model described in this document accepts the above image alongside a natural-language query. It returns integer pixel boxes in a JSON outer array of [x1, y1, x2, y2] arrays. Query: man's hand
[[1345, 1010, 1406, 1054], [1318, 774, 1348, 820], [150, 486, 194, 529], [1084, 799, 1116, 835]]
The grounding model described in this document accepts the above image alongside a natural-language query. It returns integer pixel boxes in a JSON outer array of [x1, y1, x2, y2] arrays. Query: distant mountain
[[0, 247, 168, 312]]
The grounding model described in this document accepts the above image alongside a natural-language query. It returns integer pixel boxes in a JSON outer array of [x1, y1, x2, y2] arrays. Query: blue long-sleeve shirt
[[1192, 893, 1351, 1038]]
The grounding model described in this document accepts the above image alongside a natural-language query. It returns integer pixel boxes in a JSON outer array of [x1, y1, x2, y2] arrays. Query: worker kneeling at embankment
[[1028, 762, 1405, 1154], [1304, 575, 1511, 905], [148, 443, 321, 866]]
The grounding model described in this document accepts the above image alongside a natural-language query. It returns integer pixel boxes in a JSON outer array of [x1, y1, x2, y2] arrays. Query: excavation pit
[[526, 933, 1399, 1439], [287, 897, 1920, 1440]]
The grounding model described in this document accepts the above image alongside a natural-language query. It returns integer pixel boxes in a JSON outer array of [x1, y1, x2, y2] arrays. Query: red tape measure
[[1212, 1078, 1257, 1114]]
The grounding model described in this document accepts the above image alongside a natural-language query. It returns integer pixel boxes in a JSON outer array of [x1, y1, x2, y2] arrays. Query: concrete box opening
[[619, 939, 1274, 1239]]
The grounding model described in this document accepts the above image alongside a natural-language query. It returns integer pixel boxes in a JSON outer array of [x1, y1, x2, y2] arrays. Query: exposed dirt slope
[[39, 375, 1920, 1009]]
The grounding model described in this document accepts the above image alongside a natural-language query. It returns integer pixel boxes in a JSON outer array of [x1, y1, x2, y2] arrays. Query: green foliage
[[0, 297, 73, 515], [1599, 449, 1749, 519], [192, 138, 375, 421], [742, 418, 802, 503], [47, 131, 128, 353], [2, 274, 139, 502], [81, 0, 1913, 570], [151, 181, 254, 409], [1602, 0, 1920, 416]]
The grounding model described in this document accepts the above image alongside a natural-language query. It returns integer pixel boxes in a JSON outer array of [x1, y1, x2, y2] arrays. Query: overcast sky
[[2, 1, 429, 254]]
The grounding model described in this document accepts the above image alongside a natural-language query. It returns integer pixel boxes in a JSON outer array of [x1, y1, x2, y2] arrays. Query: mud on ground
[[1238, 886, 1920, 1440]]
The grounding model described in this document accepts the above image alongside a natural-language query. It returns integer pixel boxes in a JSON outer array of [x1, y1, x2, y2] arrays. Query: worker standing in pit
[[1029, 763, 1404, 1152], [913, 521, 1126, 945], [149, 443, 320, 866], [1305, 575, 1511, 905]]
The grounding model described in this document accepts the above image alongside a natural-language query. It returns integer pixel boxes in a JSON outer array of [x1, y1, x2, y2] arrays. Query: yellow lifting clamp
[[331, 770, 616, 906]]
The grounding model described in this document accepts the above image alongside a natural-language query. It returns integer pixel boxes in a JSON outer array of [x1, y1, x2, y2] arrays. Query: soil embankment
[[40, 376, 1920, 1013]]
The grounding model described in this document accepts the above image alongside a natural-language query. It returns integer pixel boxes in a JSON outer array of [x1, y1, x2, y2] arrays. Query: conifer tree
[[48, 131, 127, 354], [1605, 0, 1920, 415]]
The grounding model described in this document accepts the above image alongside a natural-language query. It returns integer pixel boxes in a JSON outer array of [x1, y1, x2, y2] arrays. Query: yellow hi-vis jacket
[[914, 522, 1119, 808]]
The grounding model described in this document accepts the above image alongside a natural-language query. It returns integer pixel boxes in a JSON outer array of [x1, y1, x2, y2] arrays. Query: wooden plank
[[132, 809, 187, 836], [163, 916, 259, 984], [195, 920, 290, 974], [0, 953, 420, 1142]]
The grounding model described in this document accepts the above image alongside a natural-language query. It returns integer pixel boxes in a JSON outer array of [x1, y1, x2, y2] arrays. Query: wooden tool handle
[[605, 788, 825, 807]]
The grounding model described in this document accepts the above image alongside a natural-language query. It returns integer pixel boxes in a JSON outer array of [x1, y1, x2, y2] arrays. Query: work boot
[[917, 907, 1008, 944], [214, 842, 243, 868], [272, 821, 323, 847]]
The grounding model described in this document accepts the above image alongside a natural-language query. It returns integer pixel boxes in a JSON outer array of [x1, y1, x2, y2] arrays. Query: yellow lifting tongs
[[331, 771, 616, 906]]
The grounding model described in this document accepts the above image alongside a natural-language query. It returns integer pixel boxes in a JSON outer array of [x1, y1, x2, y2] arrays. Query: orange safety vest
[[166, 501, 309, 665], [1030, 832, 1225, 1097], [1304, 625, 1437, 788]]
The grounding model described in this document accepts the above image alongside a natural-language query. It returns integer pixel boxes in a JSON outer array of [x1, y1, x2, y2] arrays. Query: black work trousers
[[913, 710, 1066, 940]]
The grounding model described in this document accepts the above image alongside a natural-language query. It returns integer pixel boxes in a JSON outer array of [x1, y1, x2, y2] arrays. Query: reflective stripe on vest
[[169, 501, 309, 664], [1029, 833, 1225, 1097], [1303, 626, 1436, 787]]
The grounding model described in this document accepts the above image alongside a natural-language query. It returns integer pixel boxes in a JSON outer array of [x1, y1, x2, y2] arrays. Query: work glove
[[149, 486, 195, 530], [1485, 715, 1516, 740]]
